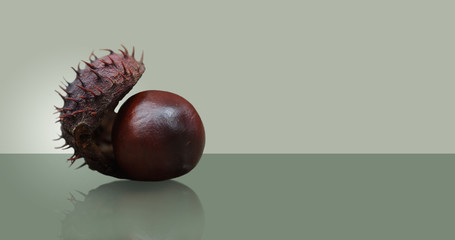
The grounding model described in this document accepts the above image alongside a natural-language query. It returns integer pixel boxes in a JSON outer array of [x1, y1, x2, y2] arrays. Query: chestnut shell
[[57, 47, 145, 178], [112, 90, 205, 181]]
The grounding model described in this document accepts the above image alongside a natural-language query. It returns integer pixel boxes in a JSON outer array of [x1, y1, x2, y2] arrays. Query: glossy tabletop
[[0, 154, 454, 239]]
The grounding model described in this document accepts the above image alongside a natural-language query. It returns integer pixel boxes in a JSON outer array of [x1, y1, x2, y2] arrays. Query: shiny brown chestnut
[[112, 90, 205, 181]]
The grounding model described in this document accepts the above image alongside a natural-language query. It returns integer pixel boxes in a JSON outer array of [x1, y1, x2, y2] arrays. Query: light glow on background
[[0, 0, 454, 153]]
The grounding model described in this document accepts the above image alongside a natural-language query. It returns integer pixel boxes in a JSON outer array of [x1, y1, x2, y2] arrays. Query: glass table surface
[[0, 154, 454, 239]]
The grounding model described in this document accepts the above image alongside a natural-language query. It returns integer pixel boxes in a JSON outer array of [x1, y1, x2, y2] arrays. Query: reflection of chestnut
[[61, 180, 204, 240], [112, 90, 205, 181]]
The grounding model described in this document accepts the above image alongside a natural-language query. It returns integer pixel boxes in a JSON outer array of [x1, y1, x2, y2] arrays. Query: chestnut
[[55, 46, 205, 181], [112, 90, 205, 181]]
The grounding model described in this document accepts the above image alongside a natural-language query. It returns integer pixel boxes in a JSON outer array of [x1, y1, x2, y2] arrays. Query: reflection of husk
[[61, 180, 204, 240]]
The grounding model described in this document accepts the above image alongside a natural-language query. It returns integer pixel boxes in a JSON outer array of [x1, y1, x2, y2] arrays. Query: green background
[[0, 0, 454, 154], [1, 2, 453, 238]]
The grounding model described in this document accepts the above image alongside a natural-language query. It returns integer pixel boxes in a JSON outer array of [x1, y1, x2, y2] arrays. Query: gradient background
[[0, 0, 453, 154]]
